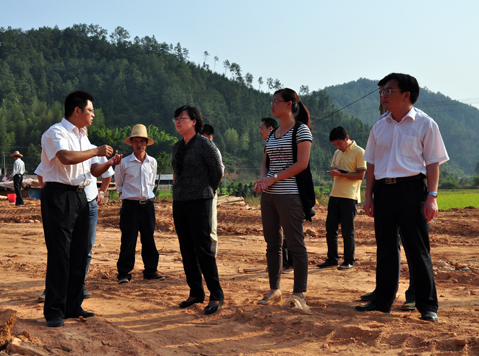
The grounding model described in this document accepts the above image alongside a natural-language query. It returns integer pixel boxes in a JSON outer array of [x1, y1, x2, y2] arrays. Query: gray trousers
[[261, 193, 308, 293]]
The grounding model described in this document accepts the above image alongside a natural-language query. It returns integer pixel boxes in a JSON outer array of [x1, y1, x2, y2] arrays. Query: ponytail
[[274, 88, 312, 131]]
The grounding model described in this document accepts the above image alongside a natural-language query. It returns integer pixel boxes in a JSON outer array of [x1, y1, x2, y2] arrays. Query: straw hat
[[10, 151, 23, 158], [124, 124, 155, 146]]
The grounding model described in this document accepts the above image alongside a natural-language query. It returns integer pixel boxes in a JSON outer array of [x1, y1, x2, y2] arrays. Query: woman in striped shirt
[[254, 88, 313, 313]]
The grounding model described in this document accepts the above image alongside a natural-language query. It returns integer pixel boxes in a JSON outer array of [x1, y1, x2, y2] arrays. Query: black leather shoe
[[83, 286, 91, 299], [65, 309, 96, 319], [420, 311, 438, 322], [179, 297, 205, 309], [360, 291, 376, 301], [144, 272, 165, 280], [355, 301, 390, 313], [401, 300, 416, 311], [338, 262, 354, 270], [317, 260, 339, 269], [204, 300, 224, 315], [47, 317, 64, 327]]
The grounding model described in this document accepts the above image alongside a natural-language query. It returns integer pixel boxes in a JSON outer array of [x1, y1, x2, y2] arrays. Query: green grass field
[[437, 189, 479, 210]]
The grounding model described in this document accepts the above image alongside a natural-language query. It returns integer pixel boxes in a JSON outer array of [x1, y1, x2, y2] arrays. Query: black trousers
[[117, 200, 159, 279], [173, 199, 224, 302], [371, 229, 417, 301], [325, 196, 357, 264], [13, 174, 24, 205], [41, 184, 89, 321], [372, 178, 437, 313]]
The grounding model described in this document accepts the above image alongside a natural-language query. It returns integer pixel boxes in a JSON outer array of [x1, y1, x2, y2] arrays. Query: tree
[[109, 26, 130, 47], [258, 76, 263, 91], [273, 79, 282, 90], [203, 51, 209, 65], [299, 85, 310, 96], [223, 128, 239, 154], [267, 78, 274, 90], [239, 132, 250, 151], [223, 60, 230, 75], [245, 73, 253, 88], [213, 56, 219, 71]]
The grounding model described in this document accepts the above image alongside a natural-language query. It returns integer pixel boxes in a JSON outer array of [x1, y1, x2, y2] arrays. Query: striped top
[[265, 123, 312, 194]]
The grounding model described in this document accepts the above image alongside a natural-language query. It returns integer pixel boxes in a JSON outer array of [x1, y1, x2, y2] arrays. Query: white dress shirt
[[115, 152, 157, 200], [40, 118, 92, 186], [363, 107, 449, 180], [11, 158, 25, 176], [84, 145, 115, 202]]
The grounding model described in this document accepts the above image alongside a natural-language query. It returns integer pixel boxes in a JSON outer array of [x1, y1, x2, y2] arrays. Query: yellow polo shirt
[[330, 141, 366, 202]]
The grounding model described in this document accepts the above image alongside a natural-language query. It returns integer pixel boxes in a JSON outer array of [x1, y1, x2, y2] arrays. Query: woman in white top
[[254, 88, 313, 313]]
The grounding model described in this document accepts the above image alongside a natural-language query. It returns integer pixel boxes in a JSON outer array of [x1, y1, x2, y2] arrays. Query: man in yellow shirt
[[318, 127, 366, 270]]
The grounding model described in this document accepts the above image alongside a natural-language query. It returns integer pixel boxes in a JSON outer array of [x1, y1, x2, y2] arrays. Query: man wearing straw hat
[[8, 151, 25, 206], [115, 124, 164, 284]]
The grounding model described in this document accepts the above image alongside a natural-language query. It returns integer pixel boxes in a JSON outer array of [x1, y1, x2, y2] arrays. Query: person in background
[[8, 151, 25, 206], [201, 124, 224, 257], [258, 117, 294, 274], [254, 88, 312, 314], [172, 105, 224, 315], [83, 145, 115, 296], [317, 127, 366, 270], [356, 73, 449, 322], [259, 117, 278, 141], [115, 124, 164, 284], [40, 91, 120, 327]]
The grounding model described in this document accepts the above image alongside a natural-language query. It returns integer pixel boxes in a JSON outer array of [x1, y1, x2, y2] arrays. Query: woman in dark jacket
[[172, 105, 224, 315]]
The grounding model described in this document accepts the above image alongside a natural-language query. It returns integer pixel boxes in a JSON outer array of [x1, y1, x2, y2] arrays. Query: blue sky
[[1, 0, 479, 108]]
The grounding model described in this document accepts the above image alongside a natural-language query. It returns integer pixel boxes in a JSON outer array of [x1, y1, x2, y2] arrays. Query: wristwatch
[[428, 191, 438, 197], [273, 173, 279, 181], [99, 191, 105, 195]]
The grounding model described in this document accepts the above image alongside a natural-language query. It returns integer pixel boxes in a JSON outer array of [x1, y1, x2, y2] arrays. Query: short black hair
[[174, 105, 204, 133], [261, 117, 278, 130], [65, 91, 95, 119], [202, 124, 215, 136], [378, 73, 420, 104], [329, 126, 348, 141]]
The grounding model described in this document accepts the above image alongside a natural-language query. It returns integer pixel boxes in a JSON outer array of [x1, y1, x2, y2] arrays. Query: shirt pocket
[[400, 135, 421, 158]]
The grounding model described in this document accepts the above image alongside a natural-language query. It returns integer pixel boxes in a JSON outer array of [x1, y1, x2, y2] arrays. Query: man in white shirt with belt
[[115, 124, 163, 284], [355, 73, 449, 322], [83, 149, 115, 297], [40, 91, 121, 327], [8, 151, 25, 205]]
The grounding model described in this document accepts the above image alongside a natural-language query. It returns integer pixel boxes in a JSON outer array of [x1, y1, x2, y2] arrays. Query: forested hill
[[0, 24, 372, 182], [324, 78, 479, 173]]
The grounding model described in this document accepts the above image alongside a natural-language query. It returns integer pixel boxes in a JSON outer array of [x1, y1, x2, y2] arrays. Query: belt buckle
[[385, 178, 396, 184], [76, 186, 84, 192], [139, 199, 148, 205]]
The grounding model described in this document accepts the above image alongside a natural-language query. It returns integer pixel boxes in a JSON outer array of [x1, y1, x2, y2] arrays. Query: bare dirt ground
[[0, 198, 478, 355]]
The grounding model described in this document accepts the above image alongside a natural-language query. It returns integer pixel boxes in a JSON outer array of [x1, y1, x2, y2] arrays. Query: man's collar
[[130, 152, 149, 162], [61, 118, 87, 134], [386, 107, 416, 123]]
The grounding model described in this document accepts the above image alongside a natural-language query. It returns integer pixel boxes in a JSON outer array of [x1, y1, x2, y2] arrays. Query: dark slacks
[[372, 178, 437, 313], [13, 174, 24, 205], [173, 199, 224, 302], [117, 200, 159, 279], [325, 196, 357, 264], [261, 193, 308, 293], [41, 184, 89, 321]]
